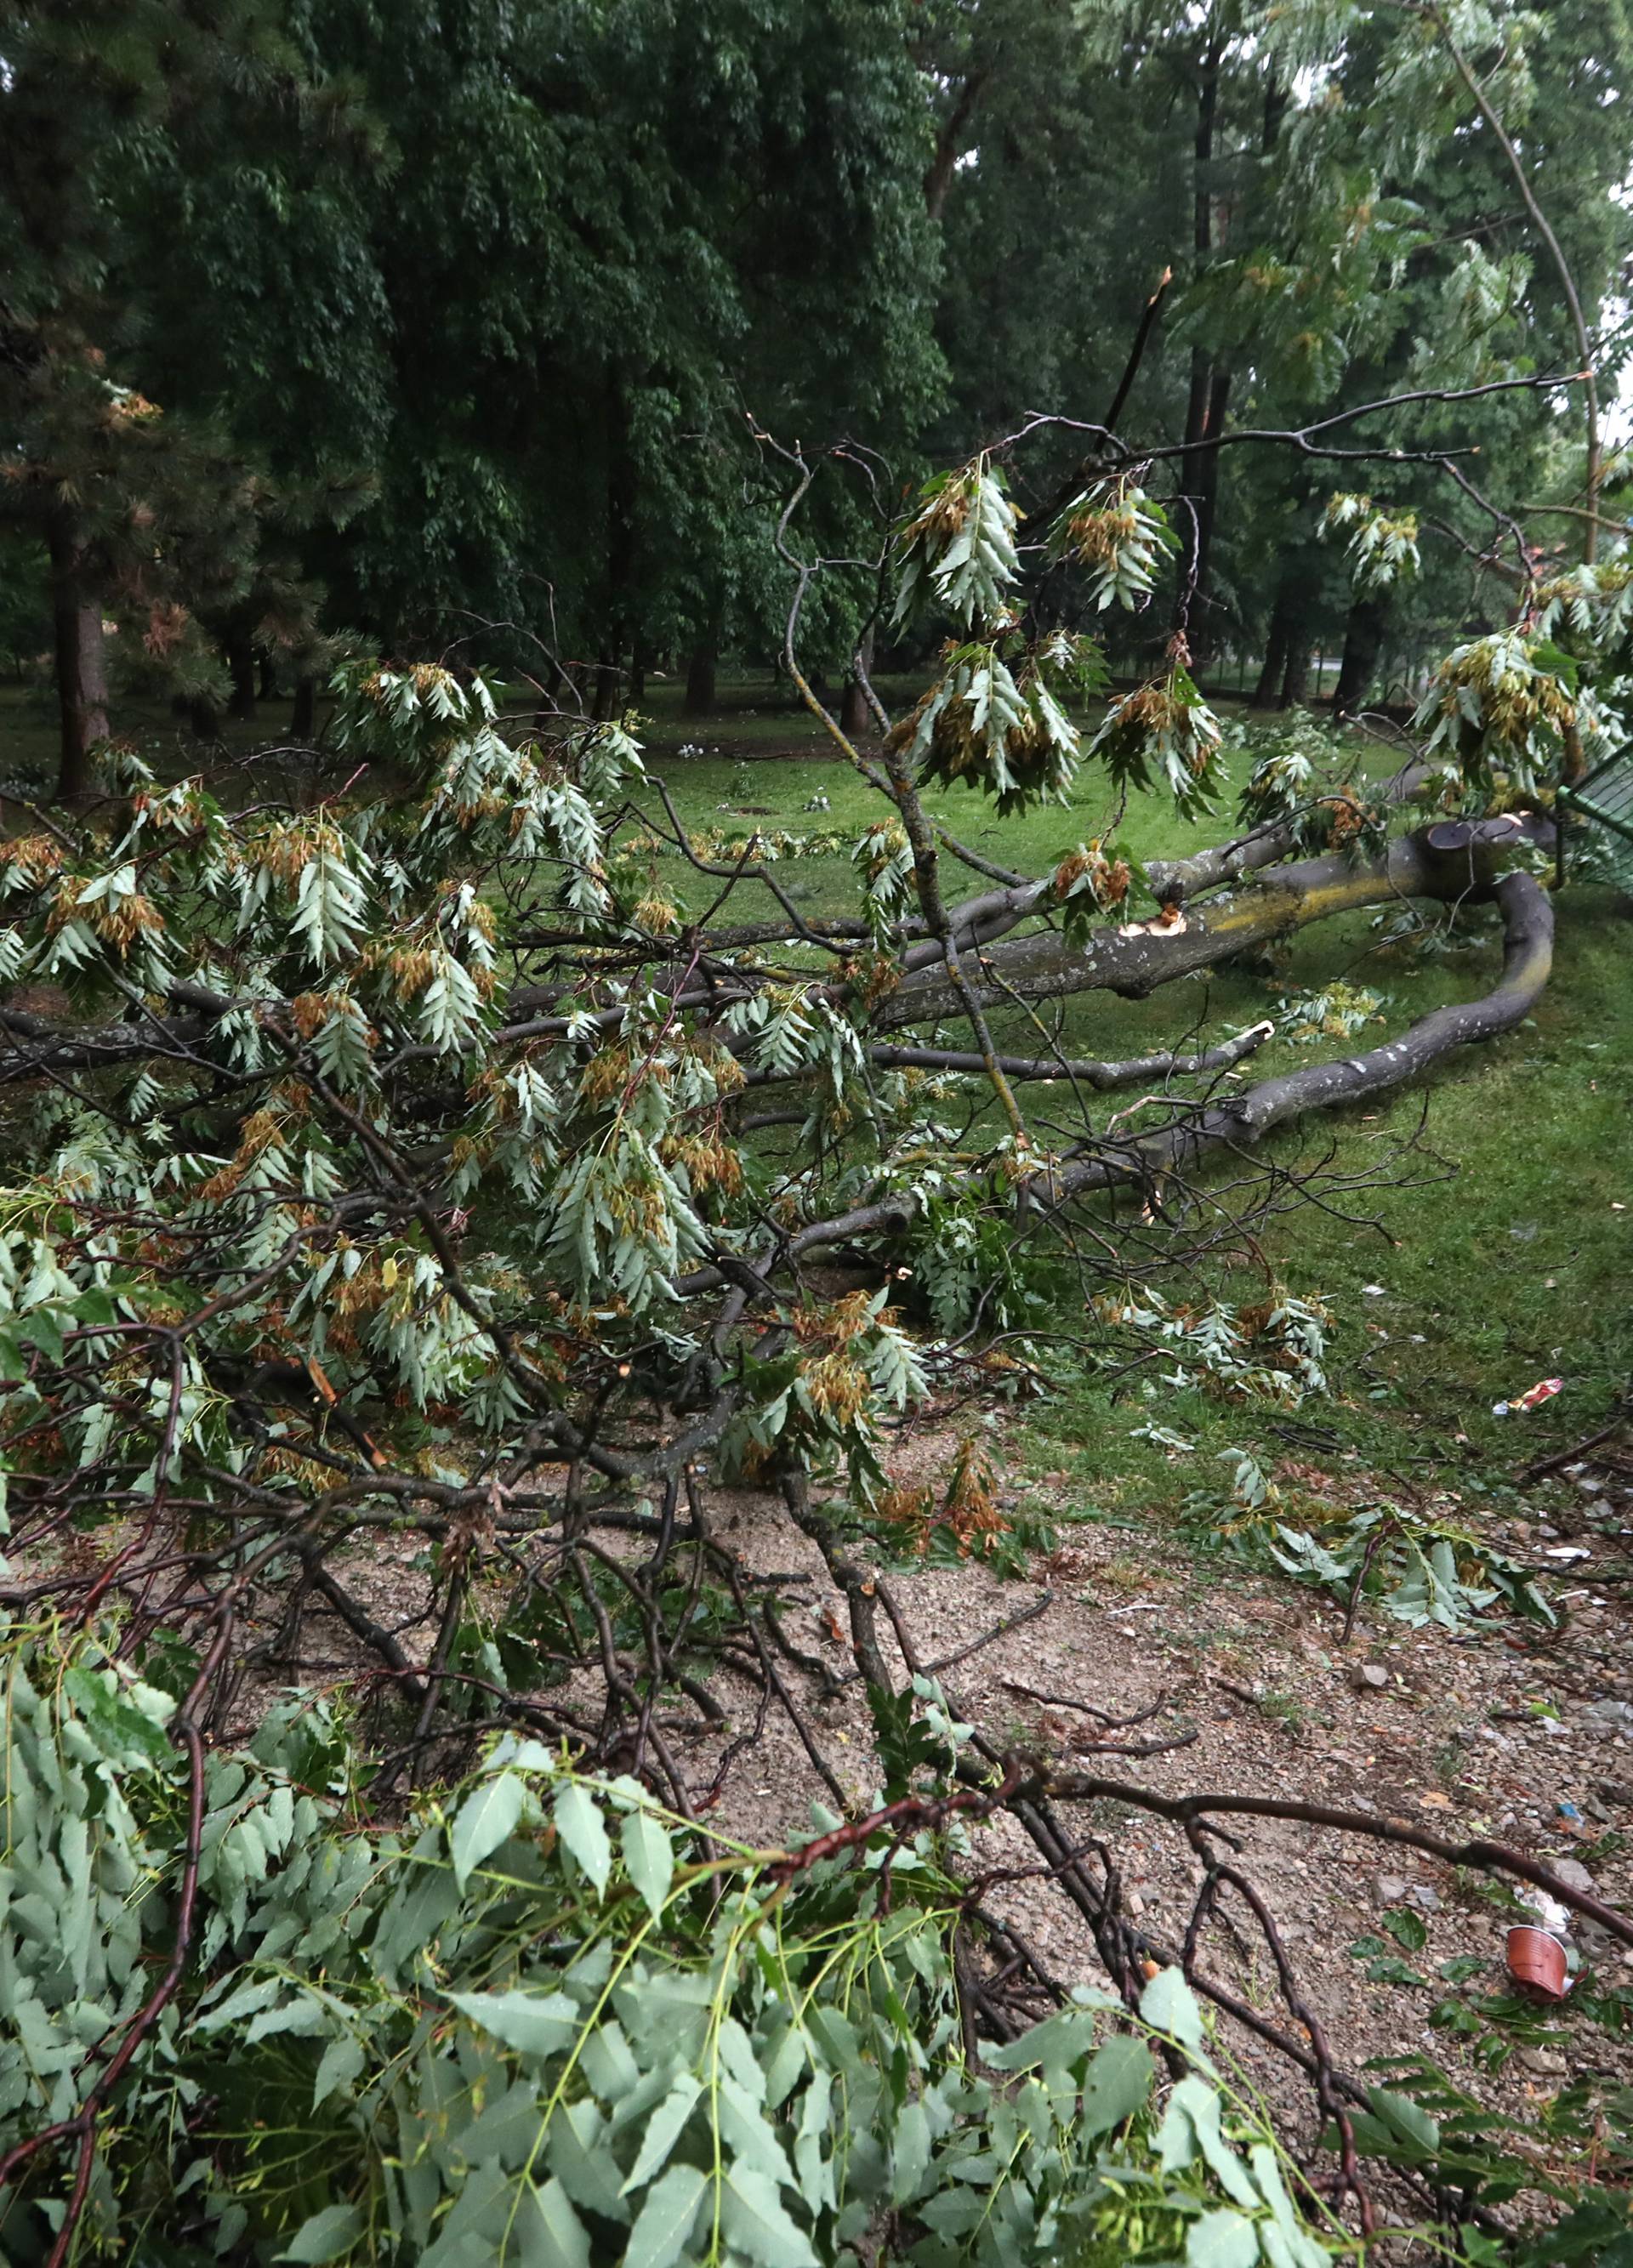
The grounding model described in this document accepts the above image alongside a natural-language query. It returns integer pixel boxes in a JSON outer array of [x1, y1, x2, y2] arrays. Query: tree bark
[[1049, 869, 1551, 1200], [684, 606, 723, 719], [1175, 30, 1224, 642], [839, 626, 875, 740], [591, 657, 622, 722], [1187, 364, 1232, 662], [1333, 595, 1388, 718], [48, 519, 109, 804], [877, 816, 1550, 1029], [1250, 588, 1294, 709], [259, 652, 279, 703], [1279, 634, 1312, 710], [226, 632, 257, 719], [595, 367, 637, 725], [925, 69, 988, 220]]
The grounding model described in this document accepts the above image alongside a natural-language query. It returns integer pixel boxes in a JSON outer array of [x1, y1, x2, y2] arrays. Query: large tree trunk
[[1333, 595, 1389, 718], [925, 69, 987, 220], [292, 674, 317, 740], [591, 657, 622, 722], [879, 816, 1551, 1029], [595, 367, 638, 725], [1187, 364, 1232, 662], [48, 519, 109, 804], [1050, 867, 1551, 1202], [1279, 633, 1312, 710], [1250, 588, 1294, 708], [226, 632, 257, 720], [1174, 31, 1224, 643], [684, 605, 723, 719]]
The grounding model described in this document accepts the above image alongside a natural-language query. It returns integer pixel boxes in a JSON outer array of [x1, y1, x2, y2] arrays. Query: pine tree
[[0, 0, 326, 797]]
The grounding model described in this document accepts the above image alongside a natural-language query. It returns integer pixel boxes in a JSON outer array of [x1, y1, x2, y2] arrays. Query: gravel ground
[[208, 1412, 1633, 2216]]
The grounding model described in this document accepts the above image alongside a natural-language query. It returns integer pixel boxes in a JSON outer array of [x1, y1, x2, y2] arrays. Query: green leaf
[[1078, 2034, 1154, 2137], [549, 2097, 630, 2225], [625, 2164, 707, 2268], [1140, 1965, 1205, 2051], [278, 2203, 367, 2263], [621, 1808, 674, 1919], [720, 2167, 817, 2267], [890, 2098, 930, 2204], [17, 1309, 64, 1365], [1367, 2085, 1441, 2154], [1162, 2077, 1260, 2208], [554, 1782, 612, 1896], [519, 2178, 593, 2268], [313, 2032, 366, 2107], [623, 2072, 703, 2193], [1187, 2208, 1260, 2268], [984, 2004, 1100, 2077], [447, 1988, 579, 2062], [449, 1769, 526, 1889], [717, 2073, 796, 2190], [1381, 1907, 1428, 1953]]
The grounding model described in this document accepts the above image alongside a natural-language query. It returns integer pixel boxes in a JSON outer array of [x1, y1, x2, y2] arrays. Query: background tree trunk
[[684, 604, 724, 719], [1174, 31, 1224, 643], [1279, 632, 1312, 710], [595, 367, 637, 725], [227, 632, 257, 719], [1251, 588, 1294, 708], [48, 519, 109, 804], [1333, 595, 1389, 717], [292, 674, 316, 738]]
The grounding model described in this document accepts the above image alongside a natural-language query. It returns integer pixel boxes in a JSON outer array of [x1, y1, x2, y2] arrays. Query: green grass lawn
[[612, 688, 1632, 1528], [1019, 882, 1632, 1528]]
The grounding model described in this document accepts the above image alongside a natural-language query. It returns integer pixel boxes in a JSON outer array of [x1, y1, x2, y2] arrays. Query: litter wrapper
[[1492, 1376, 1563, 1418]]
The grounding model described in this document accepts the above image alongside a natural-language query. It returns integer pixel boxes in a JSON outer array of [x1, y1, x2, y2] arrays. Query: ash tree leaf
[[448, 1769, 526, 1890], [1140, 1964, 1205, 2051], [720, 2166, 818, 2267], [554, 1782, 612, 1896], [446, 1987, 579, 2061], [890, 2097, 930, 2204], [1162, 2077, 1261, 2208], [1187, 2208, 1261, 2268], [1078, 2034, 1155, 2138], [277, 2202, 367, 2262], [621, 1807, 674, 1919], [549, 2097, 631, 2225], [623, 2072, 703, 2193], [518, 2178, 593, 2268], [625, 2163, 708, 2268], [716, 2073, 796, 2189], [313, 2032, 366, 2107]]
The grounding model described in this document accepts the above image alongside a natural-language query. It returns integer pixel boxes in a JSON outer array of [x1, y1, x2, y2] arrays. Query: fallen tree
[[0, 399, 1624, 2260]]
